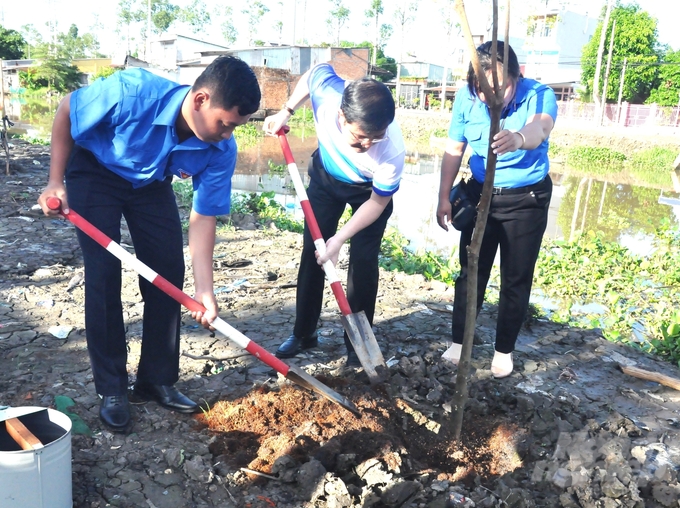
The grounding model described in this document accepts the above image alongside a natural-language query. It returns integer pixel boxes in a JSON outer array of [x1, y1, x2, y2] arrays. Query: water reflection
[[5, 98, 679, 257], [557, 175, 680, 256], [234, 133, 680, 257], [2, 97, 58, 140]]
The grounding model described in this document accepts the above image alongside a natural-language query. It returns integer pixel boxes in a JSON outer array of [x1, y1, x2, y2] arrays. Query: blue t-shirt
[[448, 78, 558, 188], [308, 64, 405, 196], [69, 68, 237, 216]]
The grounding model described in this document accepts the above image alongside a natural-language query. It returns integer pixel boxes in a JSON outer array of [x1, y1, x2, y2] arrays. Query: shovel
[[45, 197, 359, 416], [276, 127, 388, 384]]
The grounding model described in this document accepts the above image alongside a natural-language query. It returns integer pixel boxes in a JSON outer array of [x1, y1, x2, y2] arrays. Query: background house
[[148, 34, 229, 71], [522, 3, 599, 100], [176, 45, 370, 116], [1, 60, 34, 93]]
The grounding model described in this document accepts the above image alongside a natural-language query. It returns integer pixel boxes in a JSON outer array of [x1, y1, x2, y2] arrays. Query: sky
[[1, 0, 679, 64]]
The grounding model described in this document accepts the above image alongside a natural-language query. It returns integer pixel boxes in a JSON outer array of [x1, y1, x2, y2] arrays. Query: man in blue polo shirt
[[38, 56, 261, 431]]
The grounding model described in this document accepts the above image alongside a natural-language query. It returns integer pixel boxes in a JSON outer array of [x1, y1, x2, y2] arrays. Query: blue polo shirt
[[448, 78, 557, 188], [69, 68, 237, 216]]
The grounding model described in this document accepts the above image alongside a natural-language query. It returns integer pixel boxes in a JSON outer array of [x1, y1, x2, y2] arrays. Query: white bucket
[[0, 406, 73, 508]]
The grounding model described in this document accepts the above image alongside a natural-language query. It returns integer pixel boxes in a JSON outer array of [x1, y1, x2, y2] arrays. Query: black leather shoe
[[346, 350, 362, 367], [99, 394, 130, 431], [275, 333, 318, 358], [132, 383, 198, 414]]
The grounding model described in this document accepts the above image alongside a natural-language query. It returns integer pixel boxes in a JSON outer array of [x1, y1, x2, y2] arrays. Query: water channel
[[234, 128, 680, 260], [5, 97, 680, 260]]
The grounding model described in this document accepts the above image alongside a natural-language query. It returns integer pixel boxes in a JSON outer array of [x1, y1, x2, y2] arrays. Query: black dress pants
[[293, 150, 393, 352], [65, 146, 185, 396], [451, 175, 552, 353]]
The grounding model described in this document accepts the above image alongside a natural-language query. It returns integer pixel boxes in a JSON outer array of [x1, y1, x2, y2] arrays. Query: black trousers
[[65, 146, 185, 396], [293, 150, 393, 352], [451, 175, 552, 353]]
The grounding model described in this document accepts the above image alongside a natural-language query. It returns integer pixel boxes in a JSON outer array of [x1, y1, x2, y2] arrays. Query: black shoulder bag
[[448, 179, 476, 231]]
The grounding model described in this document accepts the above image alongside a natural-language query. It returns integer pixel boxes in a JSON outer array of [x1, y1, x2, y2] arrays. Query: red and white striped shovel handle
[[276, 128, 353, 317], [45, 197, 290, 376]]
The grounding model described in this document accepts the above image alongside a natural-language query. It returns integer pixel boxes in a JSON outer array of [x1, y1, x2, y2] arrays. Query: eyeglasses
[[348, 128, 388, 147]]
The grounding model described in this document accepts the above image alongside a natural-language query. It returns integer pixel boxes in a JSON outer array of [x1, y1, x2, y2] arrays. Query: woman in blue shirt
[[436, 41, 557, 378]]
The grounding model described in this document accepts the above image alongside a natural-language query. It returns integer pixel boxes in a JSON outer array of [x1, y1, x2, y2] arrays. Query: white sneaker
[[491, 351, 513, 378], [442, 343, 462, 365]]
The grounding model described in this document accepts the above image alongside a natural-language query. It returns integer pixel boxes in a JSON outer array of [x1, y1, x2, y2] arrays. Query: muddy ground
[[1, 138, 680, 508]]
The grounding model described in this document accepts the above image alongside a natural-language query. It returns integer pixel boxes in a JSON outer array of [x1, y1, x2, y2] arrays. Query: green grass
[[534, 227, 680, 366], [230, 191, 303, 233], [379, 228, 459, 286], [234, 122, 263, 149]]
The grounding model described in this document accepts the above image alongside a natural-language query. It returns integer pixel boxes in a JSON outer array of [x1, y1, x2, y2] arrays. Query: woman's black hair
[[466, 41, 520, 97], [340, 78, 395, 134], [193, 55, 261, 116]]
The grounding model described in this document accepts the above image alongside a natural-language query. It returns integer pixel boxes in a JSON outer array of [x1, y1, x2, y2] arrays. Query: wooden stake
[[619, 364, 680, 392]]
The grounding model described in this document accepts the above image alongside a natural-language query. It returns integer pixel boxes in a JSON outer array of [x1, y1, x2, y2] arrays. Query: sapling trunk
[[449, 0, 509, 442]]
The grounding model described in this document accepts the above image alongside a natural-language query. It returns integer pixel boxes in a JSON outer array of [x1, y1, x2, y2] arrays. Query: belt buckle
[[492, 187, 502, 195]]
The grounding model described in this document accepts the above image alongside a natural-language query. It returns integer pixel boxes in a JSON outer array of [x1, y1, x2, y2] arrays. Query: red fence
[[557, 101, 680, 127]]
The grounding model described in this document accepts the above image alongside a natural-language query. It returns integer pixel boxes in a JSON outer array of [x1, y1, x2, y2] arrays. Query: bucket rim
[[0, 406, 72, 455]]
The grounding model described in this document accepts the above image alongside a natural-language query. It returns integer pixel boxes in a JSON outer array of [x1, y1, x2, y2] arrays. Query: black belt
[[490, 178, 546, 195]]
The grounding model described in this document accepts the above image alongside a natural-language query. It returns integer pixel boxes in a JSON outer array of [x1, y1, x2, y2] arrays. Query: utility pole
[[0, 60, 5, 110], [599, 19, 616, 126], [292, 0, 297, 45], [593, 0, 614, 122], [146, 0, 152, 62], [616, 57, 627, 124]]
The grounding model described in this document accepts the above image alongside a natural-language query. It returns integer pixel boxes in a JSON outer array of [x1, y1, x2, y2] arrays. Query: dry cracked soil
[[1, 139, 680, 508]]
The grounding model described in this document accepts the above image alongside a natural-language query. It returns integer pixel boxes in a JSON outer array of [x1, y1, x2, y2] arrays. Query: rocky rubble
[[1, 139, 679, 507]]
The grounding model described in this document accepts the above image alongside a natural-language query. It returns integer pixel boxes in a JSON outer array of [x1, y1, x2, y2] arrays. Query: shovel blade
[[341, 312, 388, 384], [285, 365, 360, 416]]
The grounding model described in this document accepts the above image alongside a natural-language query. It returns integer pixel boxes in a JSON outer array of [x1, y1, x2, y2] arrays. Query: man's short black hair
[[194, 55, 261, 116], [341, 77, 395, 134], [467, 41, 520, 97]]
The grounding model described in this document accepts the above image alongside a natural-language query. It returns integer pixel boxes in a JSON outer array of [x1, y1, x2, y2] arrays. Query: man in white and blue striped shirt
[[264, 63, 405, 365]]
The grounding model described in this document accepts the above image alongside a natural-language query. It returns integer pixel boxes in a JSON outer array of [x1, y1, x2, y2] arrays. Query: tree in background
[[92, 67, 120, 80], [179, 0, 212, 34], [243, 1, 270, 46], [272, 1, 284, 45], [364, 0, 392, 72], [581, 3, 659, 104], [58, 24, 105, 59], [217, 5, 238, 46], [436, 0, 459, 112], [0, 26, 26, 60], [326, 0, 350, 46], [16, 23, 96, 93], [117, 0, 145, 55], [116, 0, 211, 55], [374, 48, 397, 81], [150, 0, 181, 34], [393, 0, 418, 107], [20, 25, 43, 59], [647, 48, 680, 107], [21, 40, 83, 93]]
